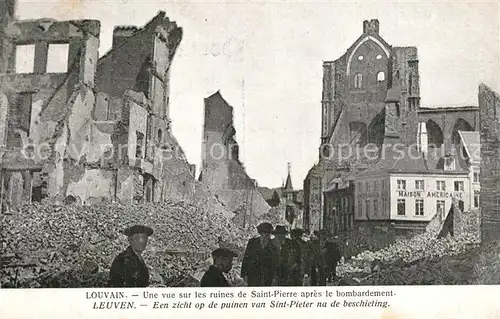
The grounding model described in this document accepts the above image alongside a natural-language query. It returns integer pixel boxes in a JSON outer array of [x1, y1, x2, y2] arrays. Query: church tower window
[[354, 73, 363, 89]]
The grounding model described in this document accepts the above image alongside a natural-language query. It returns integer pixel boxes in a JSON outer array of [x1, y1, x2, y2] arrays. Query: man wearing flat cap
[[200, 248, 238, 287], [272, 225, 290, 286], [241, 222, 279, 286], [282, 228, 307, 286], [108, 225, 153, 287]]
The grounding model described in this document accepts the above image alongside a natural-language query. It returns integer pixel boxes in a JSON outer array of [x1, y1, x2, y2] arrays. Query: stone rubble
[[1, 200, 255, 288], [337, 209, 481, 285]]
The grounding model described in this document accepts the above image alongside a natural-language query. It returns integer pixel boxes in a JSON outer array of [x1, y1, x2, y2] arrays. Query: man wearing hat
[[241, 222, 279, 286], [282, 228, 308, 286], [272, 225, 290, 286], [200, 248, 238, 287], [108, 225, 153, 287], [308, 230, 326, 286]]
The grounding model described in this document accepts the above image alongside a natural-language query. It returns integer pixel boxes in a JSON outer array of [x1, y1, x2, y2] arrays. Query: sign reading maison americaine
[[396, 191, 464, 199]]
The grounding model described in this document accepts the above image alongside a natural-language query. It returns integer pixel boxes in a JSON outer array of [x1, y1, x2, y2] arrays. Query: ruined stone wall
[[200, 92, 269, 223], [418, 107, 479, 149], [0, 18, 101, 206], [479, 84, 500, 243]]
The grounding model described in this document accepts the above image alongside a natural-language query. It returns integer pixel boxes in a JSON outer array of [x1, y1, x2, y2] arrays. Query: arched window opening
[[452, 118, 474, 147], [409, 75, 413, 95], [377, 71, 385, 82], [376, 55, 382, 60], [157, 128, 163, 142], [426, 120, 444, 148], [354, 73, 363, 89], [358, 55, 364, 61]]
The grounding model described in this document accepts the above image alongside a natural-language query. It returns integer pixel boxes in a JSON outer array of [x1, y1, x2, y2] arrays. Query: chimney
[[363, 19, 380, 35], [112, 26, 139, 48]]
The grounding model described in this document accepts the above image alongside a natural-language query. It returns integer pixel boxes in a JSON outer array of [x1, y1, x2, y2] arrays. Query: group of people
[[237, 222, 343, 287], [108, 222, 344, 288]]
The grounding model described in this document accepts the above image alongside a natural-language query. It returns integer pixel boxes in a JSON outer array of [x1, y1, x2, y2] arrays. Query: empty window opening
[[157, 128, 163, 142], [7, 92, 34, 148], [135, 131, 144, 159], [354, 73, 363, 89], [46, 43, 69, 73], [15, 44, 35, 73], [376, 54, 382, 60], [377, 71, 385, 82], [358, 55, 364, 61]]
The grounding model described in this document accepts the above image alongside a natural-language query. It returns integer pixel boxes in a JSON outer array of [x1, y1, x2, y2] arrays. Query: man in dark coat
[[271, 225, 289, 286], [308, 230, 326, 286], [323, 235, 342, 283], [241, 222, 279, 286], [108, 225, 153, 287], [200, 248, 238, 287], [283, 228, 307, 286]]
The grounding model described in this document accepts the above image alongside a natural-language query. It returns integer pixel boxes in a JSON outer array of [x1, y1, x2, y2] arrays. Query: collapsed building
[[303, 19, 481, 243], [0, 0, 228, 215], [199, 91, 270, 227]]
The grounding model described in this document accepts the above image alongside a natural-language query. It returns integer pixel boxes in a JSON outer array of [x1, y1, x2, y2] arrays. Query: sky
[[17, 0, 500, 188]]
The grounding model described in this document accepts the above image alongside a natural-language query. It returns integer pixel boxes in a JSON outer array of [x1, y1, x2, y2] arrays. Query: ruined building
[[0, 1, 220, 212], [303, 19, 479, 233], [199, 91, 270, 227], [479, 84, 500, 243]]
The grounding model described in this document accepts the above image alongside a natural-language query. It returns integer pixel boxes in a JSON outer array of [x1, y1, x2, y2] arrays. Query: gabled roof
[[357, 146, 468, 177], [458, 131, 480, 163]]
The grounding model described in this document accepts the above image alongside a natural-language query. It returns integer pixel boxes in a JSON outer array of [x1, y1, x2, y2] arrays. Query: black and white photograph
[[0, 0, 499, 296]]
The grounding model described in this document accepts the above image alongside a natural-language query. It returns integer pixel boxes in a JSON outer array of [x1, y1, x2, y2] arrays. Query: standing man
[[284, 228, 307, 286], [324, 235, 342, 283], [109, 225, 153, 287], [272, 225, 289, 286], [308, 230, 326, 286], [200, 248, 238, 287], [241, 222, 279, 286]]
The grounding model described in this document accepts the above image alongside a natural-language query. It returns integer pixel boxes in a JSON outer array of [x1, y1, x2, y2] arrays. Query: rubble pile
[[1, 200, 255, 288], [338, 209, 481, 282], [473, 239, 500, 285], [361, 252, 477, 285]]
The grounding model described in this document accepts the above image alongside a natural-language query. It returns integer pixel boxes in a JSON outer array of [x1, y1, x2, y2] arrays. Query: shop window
[[397, 199, 406, 215], [15, 44, 35, 73], [46, 43, 69, 73], [415, 199, 424, 216]]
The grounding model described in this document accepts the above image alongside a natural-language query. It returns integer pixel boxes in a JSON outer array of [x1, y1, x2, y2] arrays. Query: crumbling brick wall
[[479, 84, 500, 243]]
